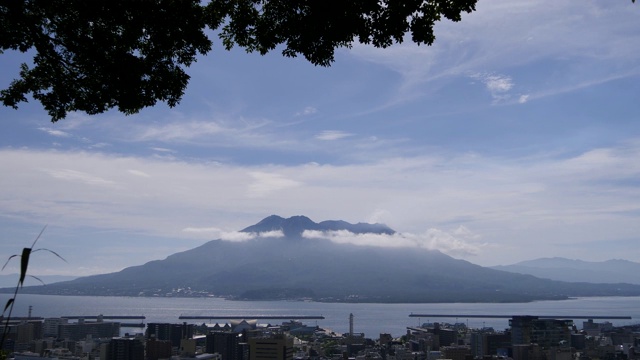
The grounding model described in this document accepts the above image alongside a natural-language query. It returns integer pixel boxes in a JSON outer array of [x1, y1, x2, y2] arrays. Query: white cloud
[[219, 231, 256, 242], [38, 128, 71, 137], [1, 140, 639, 267], [471, 73, 514, 103], [246, 171, 301, 198], [296, 106, 318, 116], [518, 94, 530, 104], [219, 230, 285, 242], [349, 0, 640, 106], [137, 121, 227, 141], [302, 228, 483, 258], [485, 75, 513, 93], [182, 227, 221, 234], [367, 209, 391, 224], [128, 170, 151, 178], [151, 147, 175, 153], [89, 142, 110, 149], [315, 130, 353, 141], [44, 169, 117, 187]]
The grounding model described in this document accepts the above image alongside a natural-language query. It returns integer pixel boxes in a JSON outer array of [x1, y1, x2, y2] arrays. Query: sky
[[1, 0, 639, 277]]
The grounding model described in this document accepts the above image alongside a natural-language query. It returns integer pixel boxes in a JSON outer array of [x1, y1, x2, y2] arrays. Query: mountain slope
[[492, 257, 640, 285], [0, 274, 77, 288], [8, 216, 640, 302]]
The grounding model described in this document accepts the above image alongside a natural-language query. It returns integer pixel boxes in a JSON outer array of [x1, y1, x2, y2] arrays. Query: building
[[43, 317, 69, 338], [16, 321, 43, 344], [206, 331, 243, 360], [512, 344, 544, 360], [146, 337, 173, 360], [58, 318, 120, 341], [249, 334, 293, 360], [147, 322, 194, 347], [510, 316, 573, 349], [441, 345, 471, 360], [582, 319, 613, 336], [107, 337, 145, 360]]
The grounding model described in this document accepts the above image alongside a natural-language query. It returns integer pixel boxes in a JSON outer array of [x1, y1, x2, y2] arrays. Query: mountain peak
[[240, 215, 319, 238], [240, 215, 395, 239]]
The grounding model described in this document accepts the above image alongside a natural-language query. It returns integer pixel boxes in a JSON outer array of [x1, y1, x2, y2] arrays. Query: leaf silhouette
[[33, 249, 67, 263], [1, 255, 19, 271], [19, 247, 32, 287], [28, 275, 45, 286], [2, 299, 14, 316]]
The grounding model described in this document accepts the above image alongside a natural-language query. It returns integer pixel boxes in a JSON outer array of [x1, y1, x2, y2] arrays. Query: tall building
[[43, 318, 68, 338], [16, 321, 43, 344], [512, 344, 544, 360], [146, 337, 172, 360], [146, 322, 194, 347], [58, 318, 120, 341], [441, 345, 471, 360], [249, 335, 293, 360], [107, 338, 144, 360], [207, 332, 243, 360], [510, 316, 573, 349]]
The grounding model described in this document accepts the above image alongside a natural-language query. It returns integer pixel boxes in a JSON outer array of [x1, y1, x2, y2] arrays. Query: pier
[[409, 314, 632, 319], [61, 315, 146, 320], [178, 315, 325, 320]]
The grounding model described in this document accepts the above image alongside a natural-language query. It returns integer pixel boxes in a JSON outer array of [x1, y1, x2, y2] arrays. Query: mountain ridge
[[240, 214, 395, 238], [5, 216, 640, 302], [492, 257, 640, 285]]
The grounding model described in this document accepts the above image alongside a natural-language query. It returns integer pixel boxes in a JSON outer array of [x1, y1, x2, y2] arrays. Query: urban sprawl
[[1, 313, 639, 360]]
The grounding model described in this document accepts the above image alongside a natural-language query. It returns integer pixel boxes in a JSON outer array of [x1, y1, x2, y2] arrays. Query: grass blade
[[2, 299, 14, 315], [19, 247, 32, 287]]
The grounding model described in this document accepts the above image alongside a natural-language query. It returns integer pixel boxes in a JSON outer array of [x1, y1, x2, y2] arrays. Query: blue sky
[[1, 0, 639, 276]]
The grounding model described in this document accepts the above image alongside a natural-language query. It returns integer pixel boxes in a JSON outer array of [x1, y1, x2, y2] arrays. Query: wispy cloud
[[247, 171, 302, 198], [470, 73, 515, 103], [315, 130, 353, 141], [128, 170, 151, 178], [302, 228, 484, 258], [136, 121, 227, 141], [220, 230, 285, 242], [180, 228, 285, 242], [151, 147, 175, 153], [182, 226, 222, 234], [349, 0, 640, 107], [44, 169, 117, 187], [295, 106, 318, 116], [2, 138, 638, 266], [38, 128, 71, 137]]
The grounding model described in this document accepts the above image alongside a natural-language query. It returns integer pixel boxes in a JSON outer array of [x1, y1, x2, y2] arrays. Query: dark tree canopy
[[1, 0, 479, 121]]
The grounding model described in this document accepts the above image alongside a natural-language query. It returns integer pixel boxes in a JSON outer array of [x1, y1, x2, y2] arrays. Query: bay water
[[1, 294, 638, 338]]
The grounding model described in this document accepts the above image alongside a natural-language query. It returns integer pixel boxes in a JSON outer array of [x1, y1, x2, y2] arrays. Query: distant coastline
[[1, 294, 638, 337]]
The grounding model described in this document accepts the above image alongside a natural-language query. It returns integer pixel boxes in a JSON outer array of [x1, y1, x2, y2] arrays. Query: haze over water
[[3, 295, 638, 338]]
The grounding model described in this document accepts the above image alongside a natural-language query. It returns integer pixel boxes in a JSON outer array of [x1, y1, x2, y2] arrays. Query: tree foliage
[[1, 0, 211, 121], [5, 0, 582, 122]]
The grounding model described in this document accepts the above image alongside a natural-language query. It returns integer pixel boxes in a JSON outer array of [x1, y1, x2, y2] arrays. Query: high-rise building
[[58, 319, 120, 341], [43, 318, 68, 338], [249, 335, 293, 360], [441, 345, 471, 360], [146, 337, 172, 360], [146, 322, 194, 347], [107, 338, 144, 360], [510, 316, 572, 349], [207, 332, 243, 360]]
